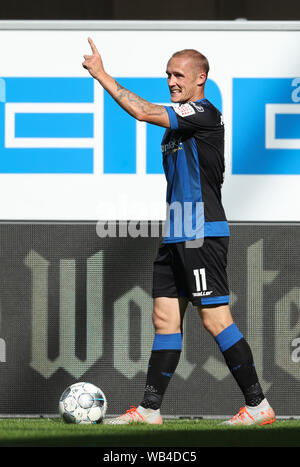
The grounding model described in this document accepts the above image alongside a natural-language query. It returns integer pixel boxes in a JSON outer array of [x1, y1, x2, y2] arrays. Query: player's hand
[[82, 38, 105, 80]]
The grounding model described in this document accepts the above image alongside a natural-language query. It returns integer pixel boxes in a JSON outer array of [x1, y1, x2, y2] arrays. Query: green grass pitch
[[0, 418, 299, 448]]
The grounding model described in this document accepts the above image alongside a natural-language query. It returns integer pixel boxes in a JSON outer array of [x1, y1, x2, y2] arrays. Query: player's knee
[[201, 317, 225, 336], [152, 308, 181, 333], [200, 313, 215, 335], [152, 309, 168, 332], [198, 305, 233, 337]]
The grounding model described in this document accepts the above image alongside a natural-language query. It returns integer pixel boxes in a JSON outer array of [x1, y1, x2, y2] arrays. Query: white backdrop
[[0, 22, 299, 221]]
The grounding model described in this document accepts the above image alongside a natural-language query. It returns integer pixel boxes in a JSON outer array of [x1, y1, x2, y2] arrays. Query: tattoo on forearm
[[114, 80, 166, 116], [115, 81, 128, 99]]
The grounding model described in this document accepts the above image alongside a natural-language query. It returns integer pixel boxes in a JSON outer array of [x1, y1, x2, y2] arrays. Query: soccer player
[[83, 38, 275, 426]]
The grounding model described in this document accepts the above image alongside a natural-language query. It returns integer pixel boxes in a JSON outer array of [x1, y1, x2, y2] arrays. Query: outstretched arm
[[82, 38, 170, 128]]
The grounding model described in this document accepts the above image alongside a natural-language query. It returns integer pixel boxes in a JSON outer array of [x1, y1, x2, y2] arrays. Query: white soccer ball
[[59, 382, 107, 424]]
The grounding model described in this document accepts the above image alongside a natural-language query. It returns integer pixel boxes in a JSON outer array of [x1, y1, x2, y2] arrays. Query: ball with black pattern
[[59, 382, 107, 424]]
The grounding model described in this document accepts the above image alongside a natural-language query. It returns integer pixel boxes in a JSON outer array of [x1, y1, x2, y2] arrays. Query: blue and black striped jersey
[[162, 98, 229, 243]]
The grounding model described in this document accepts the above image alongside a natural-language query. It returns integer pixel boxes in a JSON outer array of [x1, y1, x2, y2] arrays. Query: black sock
[[141, 349, 181, 410], [222, 338, 265, 407]]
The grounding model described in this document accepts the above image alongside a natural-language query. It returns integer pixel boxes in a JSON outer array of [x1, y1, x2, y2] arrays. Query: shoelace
[[230, 406, 254, 423], [123, 406, 143, 421]]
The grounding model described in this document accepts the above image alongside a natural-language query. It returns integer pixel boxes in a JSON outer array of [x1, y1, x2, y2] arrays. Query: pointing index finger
[[88, 37, 99, 55]]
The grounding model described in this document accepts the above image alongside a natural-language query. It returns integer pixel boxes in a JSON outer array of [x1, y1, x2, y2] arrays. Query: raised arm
[[82, 38, 170, 128]]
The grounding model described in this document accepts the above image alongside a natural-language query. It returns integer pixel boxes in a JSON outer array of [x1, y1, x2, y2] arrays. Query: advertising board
[[0, 21, 299, 221]]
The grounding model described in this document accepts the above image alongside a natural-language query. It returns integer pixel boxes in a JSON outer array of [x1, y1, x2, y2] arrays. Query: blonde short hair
[[171, 49, 210, 76]]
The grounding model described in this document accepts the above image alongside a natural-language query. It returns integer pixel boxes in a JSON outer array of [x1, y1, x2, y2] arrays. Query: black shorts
[[152, 237, 230, 307]]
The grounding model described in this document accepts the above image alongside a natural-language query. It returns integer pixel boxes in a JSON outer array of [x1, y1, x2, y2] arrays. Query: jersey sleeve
[[164, 102, 220, 132]]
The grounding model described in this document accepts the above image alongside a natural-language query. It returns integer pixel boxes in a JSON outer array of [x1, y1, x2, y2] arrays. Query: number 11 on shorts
[[193, 268, 207, 292]]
